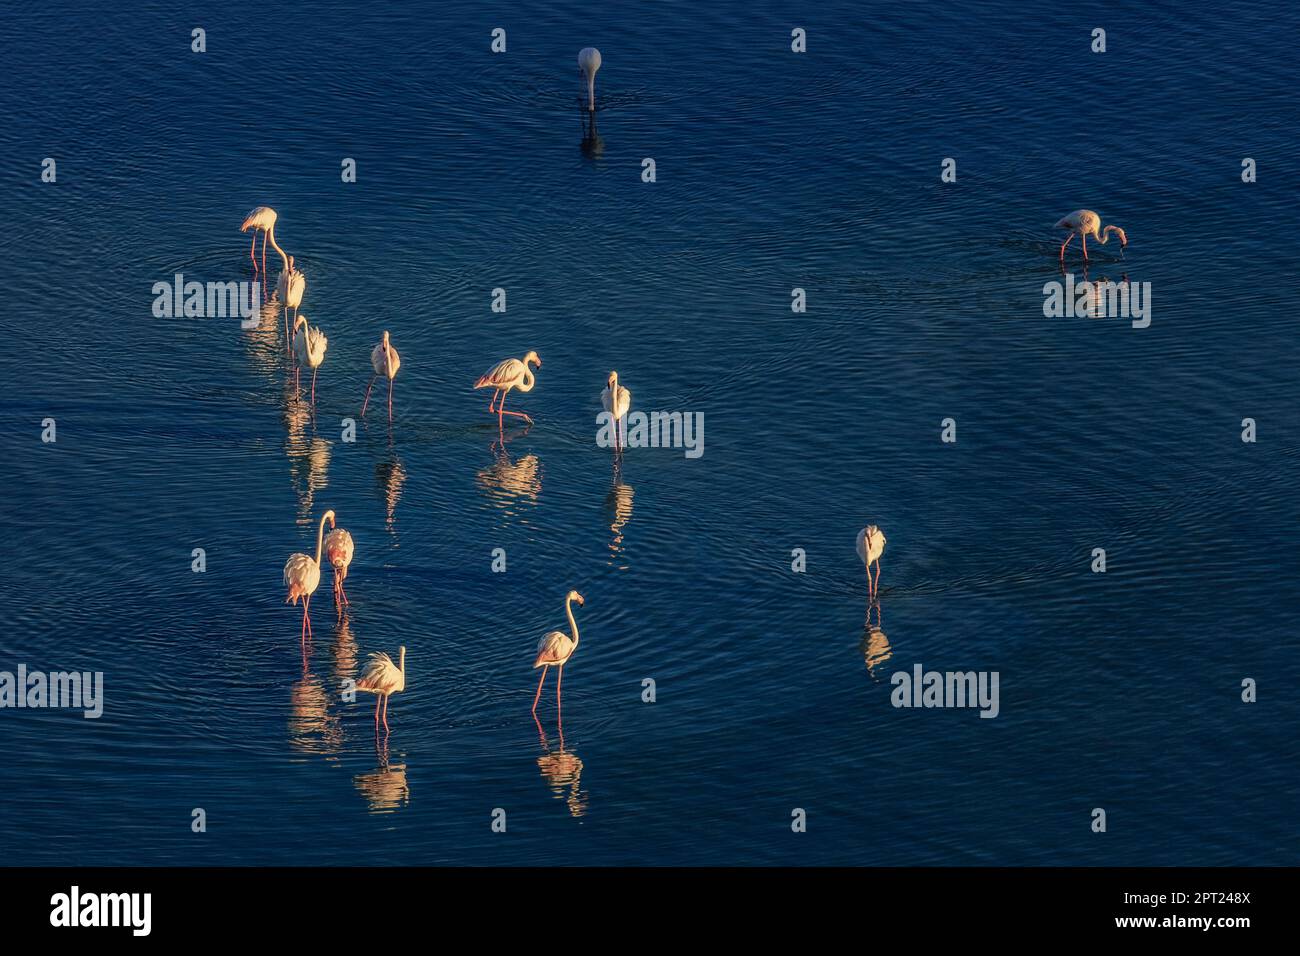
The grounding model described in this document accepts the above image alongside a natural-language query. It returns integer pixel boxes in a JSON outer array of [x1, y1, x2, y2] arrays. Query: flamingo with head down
[[1056, 209, 1127, 263], [240, 206, 287, 275]]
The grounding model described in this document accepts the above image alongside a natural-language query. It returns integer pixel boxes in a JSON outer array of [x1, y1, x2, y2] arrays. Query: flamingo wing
[[358, 652, 402, 693], [283, 553, 320, 603], [476, 358, 524, 389], [241, 206, 276, 231], [324, 529, 354, 569], [533, 630, 574, 667]]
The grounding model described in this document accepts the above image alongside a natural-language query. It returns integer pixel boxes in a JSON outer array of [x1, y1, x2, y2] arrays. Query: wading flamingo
[[856, 524, 887, 599], [1056, 210, 1128, 263], [277, 255, 307, 355], [361, 331, 401, 422], [601, 370, 631, 451], [532, 590, 585, 718], [475, 351, 541, 429], [324, 525, 354, 609], [358, 646, 406, 733], [284, 509, 335, 641], [240, 206, 288, 275], [578, 47, 602, 111], [292, 314, 328, 404]]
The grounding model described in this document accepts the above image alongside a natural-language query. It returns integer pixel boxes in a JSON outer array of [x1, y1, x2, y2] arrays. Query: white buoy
[[578, 47, 602, 112]]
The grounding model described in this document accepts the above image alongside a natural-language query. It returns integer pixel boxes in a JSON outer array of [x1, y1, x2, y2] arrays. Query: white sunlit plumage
[[475, 351, 541, 429], [361, 330, 401, 422], [601, 370, 631, 451], [1055, 209, 1128, 263], [240, 205, 287, 275], [284, 509, 336, 641], [323, 527, 354, 609], [292, 314, 328, 405], [277, 255, 307, 356], [856, 525, 887, 600], [358, 646, 406, 732], [532, 590, 585, 719]]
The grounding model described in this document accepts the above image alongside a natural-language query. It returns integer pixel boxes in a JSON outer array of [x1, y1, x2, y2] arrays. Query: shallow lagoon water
[[1, 0, 1296, 864]]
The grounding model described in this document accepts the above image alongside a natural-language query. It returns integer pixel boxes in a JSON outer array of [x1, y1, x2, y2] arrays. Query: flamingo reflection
[[860, 601, 892, 681]]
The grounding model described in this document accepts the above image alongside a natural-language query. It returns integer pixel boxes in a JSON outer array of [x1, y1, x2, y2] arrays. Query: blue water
[[2, 0, 1297, 865]]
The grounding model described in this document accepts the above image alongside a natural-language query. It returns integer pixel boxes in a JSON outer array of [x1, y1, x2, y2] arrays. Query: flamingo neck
[[1098, 224, 1126, 246], [314, 514, 329, 566], [398, 647, 406, 675], [519, 365, 536, 393], [565, 597, 580, 648], [266, 224, 290, 272], [385, 340, 395, 379], [587, 73, 596, 112]]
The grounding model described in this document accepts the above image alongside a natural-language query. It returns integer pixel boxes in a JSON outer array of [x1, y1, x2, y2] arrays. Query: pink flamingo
[[475, 351, 541, 429]]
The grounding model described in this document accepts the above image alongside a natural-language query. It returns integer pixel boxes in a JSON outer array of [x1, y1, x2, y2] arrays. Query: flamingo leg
[[1081, 232, 1089, 262], [556, 664, 563, 724], [382, 695, 390, 733], [488, 389, 501, 413], [374, 695, 381, 725], [1059, 233, 1074, 261], [499, 395, 533, 425], [311, 367, 318, 406], [387, 377, 393, 422], [531, 666, 549, 714], [260, 231, 268, 275], [249, 233, 258, 272], [361, 374, 376, 417], [874, 560, 881, 597]]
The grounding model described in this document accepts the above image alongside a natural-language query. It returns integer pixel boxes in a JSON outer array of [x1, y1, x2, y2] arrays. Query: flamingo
[[856, 525, 887, 599], [1056, 209, 1128, 263], [292, 314, 328, 405], [284, 509, 335, 641], [531, 590, 585, 718], [578, 47, 602, 111], [475, 351, 541, 429], [324, 526, 354, 609], [240, 206, 288, 276], [358, 646, 406, 733], [601, 370, 631, 451], [277, 255, 307, 356], [361, 331, 401, 422]]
